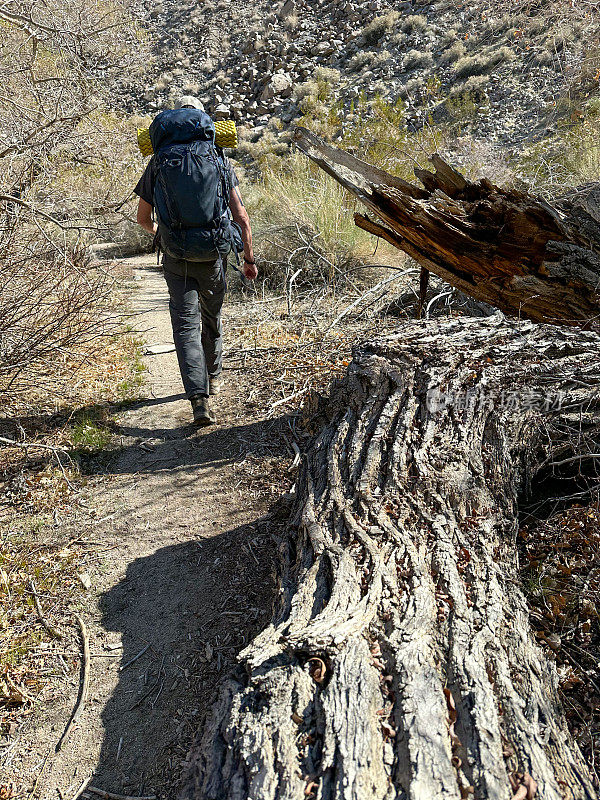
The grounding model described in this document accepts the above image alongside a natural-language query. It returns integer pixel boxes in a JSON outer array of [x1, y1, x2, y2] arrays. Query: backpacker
[[149, 108, 243, 262]]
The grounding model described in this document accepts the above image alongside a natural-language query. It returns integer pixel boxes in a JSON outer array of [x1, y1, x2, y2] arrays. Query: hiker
[[134, 96, 257, 426]]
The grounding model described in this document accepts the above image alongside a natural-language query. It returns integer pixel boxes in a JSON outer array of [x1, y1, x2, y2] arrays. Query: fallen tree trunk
[[182, 317, 600, 800], [292, 127, 600, 327]]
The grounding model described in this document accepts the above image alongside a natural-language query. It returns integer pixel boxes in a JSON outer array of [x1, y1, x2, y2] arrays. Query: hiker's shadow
[[91, 518, 277, 796]]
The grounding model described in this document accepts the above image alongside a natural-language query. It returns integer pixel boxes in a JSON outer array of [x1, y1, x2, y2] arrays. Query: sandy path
[[8, 257, 279, 799]]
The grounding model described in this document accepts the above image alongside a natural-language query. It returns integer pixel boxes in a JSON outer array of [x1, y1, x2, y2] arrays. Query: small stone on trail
[[145, 343, 176, 355], [78, 573, 92, 590]]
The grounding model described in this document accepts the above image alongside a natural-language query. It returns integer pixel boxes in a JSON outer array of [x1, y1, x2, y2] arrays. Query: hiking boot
[[190, 395, 216, 426], [209, 375, 223, 396]]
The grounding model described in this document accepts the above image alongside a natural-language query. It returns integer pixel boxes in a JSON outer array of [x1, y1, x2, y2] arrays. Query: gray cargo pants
[[163, 257, 225, 399]]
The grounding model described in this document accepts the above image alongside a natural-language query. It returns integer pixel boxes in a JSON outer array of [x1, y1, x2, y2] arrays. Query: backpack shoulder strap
[[215, 148, 232, 201]]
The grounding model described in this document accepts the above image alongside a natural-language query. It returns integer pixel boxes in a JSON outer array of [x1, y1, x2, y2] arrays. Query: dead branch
[[30, 580, 62, 640], [56, 613, 90, 752]]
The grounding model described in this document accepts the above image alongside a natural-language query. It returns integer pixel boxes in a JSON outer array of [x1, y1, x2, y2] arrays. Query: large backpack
[[149, 108, 243, 262]]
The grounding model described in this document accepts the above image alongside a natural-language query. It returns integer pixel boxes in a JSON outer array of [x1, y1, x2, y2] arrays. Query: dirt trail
[[8, 256, 281, 799]]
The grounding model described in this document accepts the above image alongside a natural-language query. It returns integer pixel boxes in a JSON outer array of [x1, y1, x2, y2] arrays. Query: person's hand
[[243, 258, 258, 280]]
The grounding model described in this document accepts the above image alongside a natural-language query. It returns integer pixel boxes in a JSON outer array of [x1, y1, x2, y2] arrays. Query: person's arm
[[136, 197, 157, 236], [229, 186, 257, 280]]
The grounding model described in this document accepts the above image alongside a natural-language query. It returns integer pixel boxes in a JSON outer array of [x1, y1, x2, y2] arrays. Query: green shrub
[[292, 70, 338, 108], [585, 96, 600, 117], [446, 76, 490, 119], [70, 411, 113, 451], [517, 115, 600, 195]]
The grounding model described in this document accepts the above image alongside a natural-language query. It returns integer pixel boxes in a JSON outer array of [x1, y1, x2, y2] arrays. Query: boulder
[[261, 72, 293, 100], [279, 0, 296, 16]]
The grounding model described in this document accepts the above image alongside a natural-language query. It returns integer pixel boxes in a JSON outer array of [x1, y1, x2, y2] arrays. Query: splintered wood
[[293, 127, 600, 327]]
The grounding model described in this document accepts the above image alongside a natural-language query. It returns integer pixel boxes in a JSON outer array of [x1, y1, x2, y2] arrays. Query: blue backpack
[[149, 108, 243, 262]]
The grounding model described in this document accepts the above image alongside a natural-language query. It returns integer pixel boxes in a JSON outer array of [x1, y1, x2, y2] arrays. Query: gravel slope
[[125, 0, 597, 145]]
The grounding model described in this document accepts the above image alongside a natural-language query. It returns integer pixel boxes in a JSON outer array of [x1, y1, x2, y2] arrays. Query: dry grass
[[516, 110, 600, 195], [453, 45, 514, 79], [242, 150, 400, 290]]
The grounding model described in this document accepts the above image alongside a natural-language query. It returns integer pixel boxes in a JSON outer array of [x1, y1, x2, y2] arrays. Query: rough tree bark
[[182, 317, 600, 800], [292, 127, 600, 327]]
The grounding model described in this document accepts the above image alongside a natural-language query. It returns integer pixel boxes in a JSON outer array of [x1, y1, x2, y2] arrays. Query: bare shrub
[[362, 11, 400, 45], [0, 234, 116, 395], [389, 31, 407, 48], [440, 40, 466, 64], [348, 51, 375, 73], [0, 0, 147, 397], [453, 45, 514, 79], [404, 49, 433, 71], [440, 28, 458, 48], [314, 66, 341, 85], [293, 80, 319, 102], [448, 74, 490, 103], [283, 14, 298, 30], [400, 14, 428, 34]]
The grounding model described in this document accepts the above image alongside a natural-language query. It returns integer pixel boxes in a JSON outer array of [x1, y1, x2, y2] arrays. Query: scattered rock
[[78, 573, 92, 590], [131, 0, 594, 145]]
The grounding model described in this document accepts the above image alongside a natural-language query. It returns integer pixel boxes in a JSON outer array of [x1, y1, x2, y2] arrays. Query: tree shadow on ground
[[91, 515, 278, 798]]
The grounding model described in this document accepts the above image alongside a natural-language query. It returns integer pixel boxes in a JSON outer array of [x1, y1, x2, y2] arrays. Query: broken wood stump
[[293, 127, 600, 327]]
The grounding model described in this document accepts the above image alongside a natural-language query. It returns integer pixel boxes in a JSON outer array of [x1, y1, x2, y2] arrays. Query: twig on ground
[[129, 654, 165, 711], [324, 272, 409, 333], [71, 777, 92, 800], [56, 613, 90, 752], [269, 387, 309, 414], [6, 673, 35, 704], [27, 745, 52, 800], [0, 435, 68, 453], [290, 440, 301, 469], [30, 580, 62, 640], [0, 435, 75, 488], [118, 643, 150, 672]]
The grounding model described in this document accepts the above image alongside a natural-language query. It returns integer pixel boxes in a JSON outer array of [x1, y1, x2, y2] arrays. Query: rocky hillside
[[128, 0, 597, 147]]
